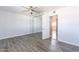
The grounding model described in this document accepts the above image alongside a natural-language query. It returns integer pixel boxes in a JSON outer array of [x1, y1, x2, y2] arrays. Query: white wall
[[33, 16, 42, 33], [42, 7, 79, 46], [57, 7, 79, 46], [42, 13, 50, 39], [0, 10, 42, 40]]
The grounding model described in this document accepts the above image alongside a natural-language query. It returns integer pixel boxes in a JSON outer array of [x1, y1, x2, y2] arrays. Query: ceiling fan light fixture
[[31, 12, 32, 14], [22, 6, 41, 16]]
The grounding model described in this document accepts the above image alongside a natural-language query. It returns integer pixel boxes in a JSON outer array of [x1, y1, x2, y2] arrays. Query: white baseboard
[[0, 33, 29, 40], [0, 32, 42, 40], [59, 39, 79, 47]]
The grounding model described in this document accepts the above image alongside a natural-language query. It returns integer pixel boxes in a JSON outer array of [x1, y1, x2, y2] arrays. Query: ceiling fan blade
[[29, 6, 38, 9], [22, 6, 31, 11], [31, 9, 40, 13]]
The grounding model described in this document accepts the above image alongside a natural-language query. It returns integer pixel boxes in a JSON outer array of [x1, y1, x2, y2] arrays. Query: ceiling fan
[[22, 6, 41, 16]]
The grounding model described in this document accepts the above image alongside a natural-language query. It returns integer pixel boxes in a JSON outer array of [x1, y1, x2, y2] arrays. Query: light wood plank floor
[[0, 32, 79, 52]]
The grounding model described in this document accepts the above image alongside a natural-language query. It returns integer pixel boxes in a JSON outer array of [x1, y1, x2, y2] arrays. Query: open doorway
[[50, 15, 58, 40]]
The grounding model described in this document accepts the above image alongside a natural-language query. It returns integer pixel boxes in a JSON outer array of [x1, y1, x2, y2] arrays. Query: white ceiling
[[33, 6, 63, 12], [0, 6, 63, 14]]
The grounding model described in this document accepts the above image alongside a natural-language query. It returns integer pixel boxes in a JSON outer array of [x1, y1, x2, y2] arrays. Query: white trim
[[59, 39, 79, 47], [0, 32, 42, 40], [0, 33, 30, 40]]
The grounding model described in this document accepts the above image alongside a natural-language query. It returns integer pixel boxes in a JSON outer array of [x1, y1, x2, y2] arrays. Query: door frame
[[50, 15, 58, 40]]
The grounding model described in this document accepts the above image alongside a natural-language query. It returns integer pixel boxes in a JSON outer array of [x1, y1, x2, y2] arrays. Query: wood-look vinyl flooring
[[0, 33, 79, 52]]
